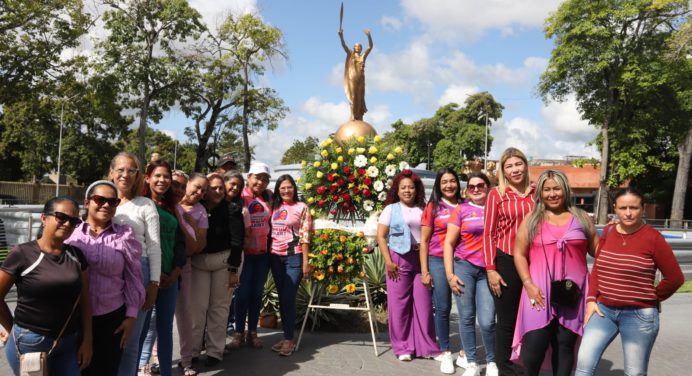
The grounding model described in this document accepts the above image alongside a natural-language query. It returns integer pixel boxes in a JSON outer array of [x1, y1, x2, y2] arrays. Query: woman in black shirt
[[0, 196, 92, 375]]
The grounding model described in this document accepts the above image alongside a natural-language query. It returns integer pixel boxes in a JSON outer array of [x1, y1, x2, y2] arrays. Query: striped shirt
[[482, 186, 535, 270], [587, 224, 684, 308]]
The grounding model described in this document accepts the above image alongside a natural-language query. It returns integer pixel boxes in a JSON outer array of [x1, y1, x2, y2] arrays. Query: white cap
[[248, 162, 271, 176]]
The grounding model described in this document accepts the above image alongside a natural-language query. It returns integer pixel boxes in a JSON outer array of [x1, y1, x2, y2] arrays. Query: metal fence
[[0, 181, 85, 205]]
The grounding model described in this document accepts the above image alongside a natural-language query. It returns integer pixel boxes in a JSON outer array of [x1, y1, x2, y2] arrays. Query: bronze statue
[[339, 5, 373, 121]]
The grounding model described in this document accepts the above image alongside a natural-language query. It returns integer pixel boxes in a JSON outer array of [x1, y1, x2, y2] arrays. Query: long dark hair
[[612, 186, 644, 206], [36, 196, 80, 239], [427, 168, 462, 226], [143, 160, 177, 213], [272, 174, 300, 211], [224, 170, 245, 206], [384, 169, 426, 209]]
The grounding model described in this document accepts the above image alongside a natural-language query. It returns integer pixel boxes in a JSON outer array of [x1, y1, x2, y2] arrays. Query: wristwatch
[[228, 266, 239, 273], [150, 281, 160, 286]]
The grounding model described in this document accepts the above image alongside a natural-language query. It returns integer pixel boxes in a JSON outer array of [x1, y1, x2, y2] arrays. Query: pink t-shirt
[[450, 201, 485, 267], [176, 203, 209, 240], [270, 201, 312, 256], [421, 200, 457, 257], [378, 203, 423, 244], [243, 187, 272, 255]]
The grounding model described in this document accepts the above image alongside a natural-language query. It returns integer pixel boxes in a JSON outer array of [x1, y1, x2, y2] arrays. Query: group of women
[[0, 152, 313, 376], [377, 147, 684, 376], [0, 145, 685, 376]]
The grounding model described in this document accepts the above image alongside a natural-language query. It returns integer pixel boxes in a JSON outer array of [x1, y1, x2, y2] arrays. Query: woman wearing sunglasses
[[65, 181, 145, 375], [108, 152, 162, 376], [1, 196, 91, 375]]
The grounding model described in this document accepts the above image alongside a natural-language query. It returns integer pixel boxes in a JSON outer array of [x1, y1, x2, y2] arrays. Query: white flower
[[386, 178, 393, 190], [373, 180, 384, 192], [367, 165, 379, 177], [363, 200, 375, 212], [354, 155, 367, 168], [399, 161, 410, 171], [378, 191, 387, 201], [385, 164, 397, 177]]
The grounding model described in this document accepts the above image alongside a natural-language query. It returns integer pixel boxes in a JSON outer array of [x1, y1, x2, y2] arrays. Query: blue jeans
[[453, 257, 496, 363], [138, 279, 178, 376], [428, 255, 451, 351], [269, 253, 303, 340], [575, 302, 659, 376], [118, 256, 150, 376], [235, 253, 270, 333], [5, 324, 81, 376]]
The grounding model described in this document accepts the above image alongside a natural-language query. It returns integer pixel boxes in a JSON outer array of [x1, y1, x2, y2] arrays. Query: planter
[[259, 312, 278, 329]]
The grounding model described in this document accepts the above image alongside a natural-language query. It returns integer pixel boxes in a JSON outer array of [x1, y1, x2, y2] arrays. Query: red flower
[[318, 199, 326, 207], [358, 168, 366, 176], [316, 186, 326, 194], [363, 177, 372, 186], [336, 178, 345, 186], [321, 233, 328, 241], [330, 208, 337, 215], [344, 166, 351, 174], [329, 185, 337, 193], [348, 174, 356, 182], [353, 186, 360, 194], [332, 194, 339, 202], [342, 193, 351, 201], [363, 189, 371, 197], [343, 201, 350, 209], [342, 206, 348, 213], [327, 173, 335, 182]]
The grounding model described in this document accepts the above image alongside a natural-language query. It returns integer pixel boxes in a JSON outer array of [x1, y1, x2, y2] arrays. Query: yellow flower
[[337, 156, 344, 163], [387, 153, 395, 161], [296, 176, 301, 182], [368, 146, 378, 154], [328, 284, 339, 294], [348, 183, 354, 188], [310, 209, 316, 216], [314, 161, 321, 168], [305, 183, 313, 190], [357, 136, 365, 144], [313, 271, 325, 281], [321, 138, 333, 147], [301, 160, 307, 167], [316, 171, 324, 178], [335, 147, 343, 154], [395, 146, 403, 154], [373, 135, 382, 143], [357, 147, 365, 154], [345, 283, 356, 294], [348, 148, 355, 155], [307, 197, 315, 204], [331, 162, 338, 170], [321, 150, 329, 158], [370, 156, 377, 164]]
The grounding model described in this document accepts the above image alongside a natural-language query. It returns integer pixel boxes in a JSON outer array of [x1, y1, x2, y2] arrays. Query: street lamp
[[56, 94, 79, 196], [484, 107, 489, 172]]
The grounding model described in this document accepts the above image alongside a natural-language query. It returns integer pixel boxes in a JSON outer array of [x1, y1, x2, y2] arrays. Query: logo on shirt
[[273, 208, 288, 221], [249, 201, 265, 214]]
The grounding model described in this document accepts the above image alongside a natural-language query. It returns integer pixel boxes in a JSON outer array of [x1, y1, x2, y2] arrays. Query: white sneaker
[[398, 354, 412, 361], [461, 362, 480, 376], [485, 362, 499, 376], [456, 353, 469, 368], [439, 352, 455, 374]]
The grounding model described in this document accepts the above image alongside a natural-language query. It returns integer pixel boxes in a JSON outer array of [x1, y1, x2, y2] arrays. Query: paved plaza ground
[[1, 294, 690, 375]]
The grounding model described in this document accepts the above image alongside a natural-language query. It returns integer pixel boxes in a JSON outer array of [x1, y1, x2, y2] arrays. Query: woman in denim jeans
[[444, 172, 498, 376], [575, 188, 683, 375], [419, 168, 462, 374], [1, 197, 91, 375]]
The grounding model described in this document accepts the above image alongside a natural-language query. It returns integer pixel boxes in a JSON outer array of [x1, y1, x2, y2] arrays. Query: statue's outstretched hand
[[363, 28, 370, 35]]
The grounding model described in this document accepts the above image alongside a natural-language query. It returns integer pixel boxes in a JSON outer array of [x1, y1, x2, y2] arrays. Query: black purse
[[542, 232, 582, 309]]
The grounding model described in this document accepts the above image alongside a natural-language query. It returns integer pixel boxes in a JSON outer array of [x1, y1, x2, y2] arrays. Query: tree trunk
[[138, 88, 151, 164], [596, 122, 611, 224], [241, 64, 251, 172], [670, 126, 692, 227]]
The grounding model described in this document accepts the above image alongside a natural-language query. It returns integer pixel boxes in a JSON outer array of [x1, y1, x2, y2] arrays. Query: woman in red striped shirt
[[482, 147, 535, 376], [575, 187, 683, 376]]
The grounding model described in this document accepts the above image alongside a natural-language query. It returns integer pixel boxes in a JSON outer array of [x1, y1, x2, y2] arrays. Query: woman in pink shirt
[[268, 174, 311, 356]]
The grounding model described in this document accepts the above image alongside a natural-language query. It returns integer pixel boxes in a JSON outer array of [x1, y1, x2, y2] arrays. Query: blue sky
[[140, 0, 601, 166]]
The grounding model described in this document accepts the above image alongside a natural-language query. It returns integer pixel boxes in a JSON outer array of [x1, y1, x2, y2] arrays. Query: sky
[[95, 0, 602, 167]]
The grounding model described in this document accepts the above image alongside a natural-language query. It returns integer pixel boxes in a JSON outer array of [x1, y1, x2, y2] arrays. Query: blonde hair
[[525, 170, 594, 242], [110, 152, 144, 199], [497, 147, 531, 196]]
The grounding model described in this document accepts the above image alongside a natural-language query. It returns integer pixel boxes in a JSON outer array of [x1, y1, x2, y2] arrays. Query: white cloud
[[442, 53, 548, 86], [160, 130, 177, 140], [380, 16, 402, 31], [401, 0, 563, 41], [542, 95, 594, 135], [438, 84, 480, 106], [189, 0, 258, 30]]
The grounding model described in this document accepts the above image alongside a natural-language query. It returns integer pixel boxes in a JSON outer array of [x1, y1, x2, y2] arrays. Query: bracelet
[[228, 267, 239, 273], [521, 277, 532, 285], [422, 272, 431, 277], [446, 275, 455, 282]]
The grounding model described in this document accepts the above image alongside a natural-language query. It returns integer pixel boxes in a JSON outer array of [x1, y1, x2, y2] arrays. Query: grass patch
[[678, 280, 692, 293]]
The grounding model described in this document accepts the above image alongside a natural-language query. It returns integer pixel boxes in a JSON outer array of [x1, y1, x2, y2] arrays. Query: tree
[[281, 136, 320, 165], [116, 127, 196, 173], [97, 0, 204, 163], [539, 0, 690, 223]]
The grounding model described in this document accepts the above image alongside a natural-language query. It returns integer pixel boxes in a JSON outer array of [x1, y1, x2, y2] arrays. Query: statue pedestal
[[334, 120, 377, 145]]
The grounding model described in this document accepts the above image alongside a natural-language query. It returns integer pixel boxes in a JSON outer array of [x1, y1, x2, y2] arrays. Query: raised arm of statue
[[338, 30, 351, 54], [363, 28, 373, 60]]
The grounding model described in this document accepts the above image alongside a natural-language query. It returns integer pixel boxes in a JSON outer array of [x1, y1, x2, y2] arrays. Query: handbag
[[542, 231, 582, 309], [16, 294, 80, 376]]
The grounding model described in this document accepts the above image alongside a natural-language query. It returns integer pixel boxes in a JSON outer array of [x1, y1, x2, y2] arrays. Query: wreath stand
[[295, 266, 380, 356]]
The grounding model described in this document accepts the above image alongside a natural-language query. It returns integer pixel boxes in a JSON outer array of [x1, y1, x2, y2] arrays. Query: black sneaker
[[205, 356, 221, 367]]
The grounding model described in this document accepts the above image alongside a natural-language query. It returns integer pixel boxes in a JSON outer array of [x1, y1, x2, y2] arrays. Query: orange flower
[[345, 283, 356, 294], [337, 265, 344, 273], [327, 266, 335, 274], [321, 233, 328, 241], [347, 257, 355, 265], [328, 284, 339, 294], [356, 231, 365, 238], [339, 235, 347, 243], [313, 271, 325, 281], [362, 247, 370, 254], [359, 271, 366, 279], [320, 249, 328, 256], [335, 253, 344, 261]]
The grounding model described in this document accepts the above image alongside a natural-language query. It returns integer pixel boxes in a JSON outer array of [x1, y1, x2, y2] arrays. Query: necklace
[[616, 224, 642, 246]]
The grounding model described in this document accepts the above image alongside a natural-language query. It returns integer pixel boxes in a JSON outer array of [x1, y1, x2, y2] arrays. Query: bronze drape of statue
[[339, 28, 373, 121]]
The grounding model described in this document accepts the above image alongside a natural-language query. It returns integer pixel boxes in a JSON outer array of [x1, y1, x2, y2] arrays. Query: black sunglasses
[[47, 211, 82, 227], [90, 194, 121, 207]]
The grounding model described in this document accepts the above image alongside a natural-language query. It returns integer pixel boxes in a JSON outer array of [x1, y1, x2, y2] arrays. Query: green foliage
[[307, 229, 369, 291], [115, 128, 196, 174], [281, 137, 320, 165], [361, 248, 387, 308]]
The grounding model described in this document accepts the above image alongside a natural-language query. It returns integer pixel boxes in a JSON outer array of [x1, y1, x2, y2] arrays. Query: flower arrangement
[[308, 228, 369, 293], [300, 135, 409, 221]]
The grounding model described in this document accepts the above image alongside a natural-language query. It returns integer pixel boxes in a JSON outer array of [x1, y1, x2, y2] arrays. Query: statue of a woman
[[339, 28, 373, 121]]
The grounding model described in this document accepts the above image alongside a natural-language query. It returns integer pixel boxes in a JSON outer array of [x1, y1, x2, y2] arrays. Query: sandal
[[246, 331, 263, 349], [271, 339, 286, 352], [137, 365, 151, 376], [278, 340, 295, 356], [225, 332, 244, 351], [183, 367, 198, 376], [150, 363, 160, 374]]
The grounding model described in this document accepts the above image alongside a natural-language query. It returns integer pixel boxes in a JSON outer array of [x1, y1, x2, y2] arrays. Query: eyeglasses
[[47, 212, 82, 227], [113, 168, 138, 177], [90, 195, 121, 207], [467, 183, 487, 191]]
